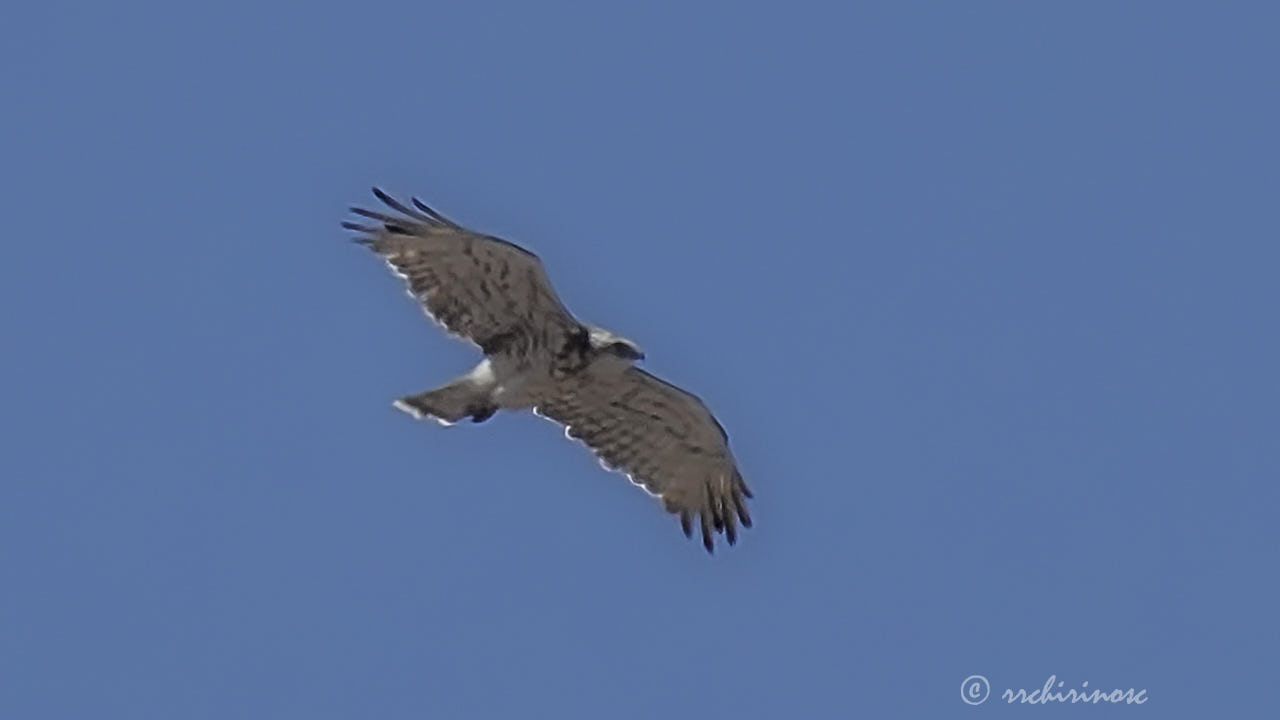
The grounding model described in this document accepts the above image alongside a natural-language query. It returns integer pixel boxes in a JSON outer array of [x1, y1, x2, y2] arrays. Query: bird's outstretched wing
[[535, 367, 753, 552], [344, 188, 580, 354]]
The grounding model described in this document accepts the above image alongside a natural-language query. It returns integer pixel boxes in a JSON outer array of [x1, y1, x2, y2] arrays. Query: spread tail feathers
[[394, 376, 497, 426]]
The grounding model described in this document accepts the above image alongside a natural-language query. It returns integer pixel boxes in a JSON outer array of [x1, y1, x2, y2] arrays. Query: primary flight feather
[[345, 189, 752, 552]]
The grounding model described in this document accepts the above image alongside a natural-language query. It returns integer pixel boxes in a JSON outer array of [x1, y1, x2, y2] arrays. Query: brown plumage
[[347, 188, 753, 552]]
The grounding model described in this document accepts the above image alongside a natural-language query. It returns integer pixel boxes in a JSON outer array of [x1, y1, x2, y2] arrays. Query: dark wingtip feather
[[706, 484, 722, 532], [700, 513, 714, 553], [412, 197, 454, 225], [411, 197, 436, 215], [680, 512, 693, 538], [371, 187, 436, 223], [341, 221, 375, 233], [349, 207, 402, 225], [730, 485, 753, 528]]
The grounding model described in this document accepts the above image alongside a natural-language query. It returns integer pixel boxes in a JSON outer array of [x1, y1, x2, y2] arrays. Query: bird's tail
[[393, 366, 497, 425]]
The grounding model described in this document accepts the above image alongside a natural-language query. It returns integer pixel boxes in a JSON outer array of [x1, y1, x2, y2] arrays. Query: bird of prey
[[344, 188, 753, 552]]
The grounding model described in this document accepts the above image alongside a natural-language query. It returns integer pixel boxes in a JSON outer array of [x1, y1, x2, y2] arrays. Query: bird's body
[[345, 189, 752, 552]]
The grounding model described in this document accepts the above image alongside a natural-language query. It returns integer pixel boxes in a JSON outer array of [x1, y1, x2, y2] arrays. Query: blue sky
[[2, 2, 1277, 717]]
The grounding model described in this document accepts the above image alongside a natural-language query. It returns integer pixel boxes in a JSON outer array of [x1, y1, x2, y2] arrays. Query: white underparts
[[466, 358, 497, 386]]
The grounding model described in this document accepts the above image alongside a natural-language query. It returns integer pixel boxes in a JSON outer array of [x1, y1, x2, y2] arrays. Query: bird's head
[[586, 326, 645, 362]]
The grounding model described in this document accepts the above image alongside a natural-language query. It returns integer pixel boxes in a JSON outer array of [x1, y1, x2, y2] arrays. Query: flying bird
[[344, 188, 753, 552]]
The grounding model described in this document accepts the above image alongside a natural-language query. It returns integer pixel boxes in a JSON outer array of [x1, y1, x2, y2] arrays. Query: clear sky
[[2, 2, 1276, 718]]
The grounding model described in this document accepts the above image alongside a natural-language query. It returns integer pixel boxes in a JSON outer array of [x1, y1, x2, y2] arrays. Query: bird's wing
[[535, 367, 753, 552], [344, 188, 580, 354]]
